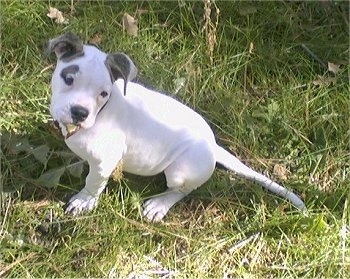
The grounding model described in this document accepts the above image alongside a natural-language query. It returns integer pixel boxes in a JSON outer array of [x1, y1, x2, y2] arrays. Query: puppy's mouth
[[65, 123, 81, 139]]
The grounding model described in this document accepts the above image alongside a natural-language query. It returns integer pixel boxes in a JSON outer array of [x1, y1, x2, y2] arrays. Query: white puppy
[[46, 33, 306, 222]]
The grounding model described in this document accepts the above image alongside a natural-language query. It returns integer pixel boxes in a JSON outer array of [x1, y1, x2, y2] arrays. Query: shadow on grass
[[2, 123, 347, 220], [1, 104, 348, 260]]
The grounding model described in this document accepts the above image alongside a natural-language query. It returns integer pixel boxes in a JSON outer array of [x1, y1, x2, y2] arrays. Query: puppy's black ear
[[44, 32, 84, 62], [105, 53, 138, 95]]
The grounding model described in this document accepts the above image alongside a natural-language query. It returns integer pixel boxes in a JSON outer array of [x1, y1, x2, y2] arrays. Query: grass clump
[[1, 1, 349, 278]]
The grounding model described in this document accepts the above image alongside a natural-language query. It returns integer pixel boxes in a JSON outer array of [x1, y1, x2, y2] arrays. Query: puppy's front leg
[[64, 131, 126, 216], [65, 159, 119, 216]]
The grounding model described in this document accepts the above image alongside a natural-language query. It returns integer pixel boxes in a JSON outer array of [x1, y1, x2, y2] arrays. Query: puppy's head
[[45, 33, 137, 138]]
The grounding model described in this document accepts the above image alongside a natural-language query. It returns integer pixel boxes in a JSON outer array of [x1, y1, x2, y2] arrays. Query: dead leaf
[[89, 33, 102, 45], [248, 42, 254, 54], [238, 6, 258, 16], [273, 164, 290, 181], [312, 75, 336, 86], [122, 13, 138, 37], [327, 62, 341, 74], [112, 160, 123, 183], [47, 7, 68, 24]]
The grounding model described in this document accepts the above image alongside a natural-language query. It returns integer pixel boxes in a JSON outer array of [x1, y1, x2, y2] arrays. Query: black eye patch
[[60, 64, 79, 86]]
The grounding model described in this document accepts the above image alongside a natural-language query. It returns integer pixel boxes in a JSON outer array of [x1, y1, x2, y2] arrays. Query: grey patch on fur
[[60, 64, 80, 85], [60, 47, 84, 62], [44, 32, 84, 62], [105, 53, 138, 95]]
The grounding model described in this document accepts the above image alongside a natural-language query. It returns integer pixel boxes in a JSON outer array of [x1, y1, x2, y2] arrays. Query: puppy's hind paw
[[65, 189, 99, 216], [142, 191, 186, 222], [143, 198, 170, 222]]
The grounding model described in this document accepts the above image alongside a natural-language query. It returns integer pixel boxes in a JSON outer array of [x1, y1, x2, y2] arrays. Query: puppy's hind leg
[[143, 141, 216, 222]]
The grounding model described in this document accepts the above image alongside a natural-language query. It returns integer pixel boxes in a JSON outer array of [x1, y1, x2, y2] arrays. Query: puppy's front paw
[[65, 189, 99, 216]]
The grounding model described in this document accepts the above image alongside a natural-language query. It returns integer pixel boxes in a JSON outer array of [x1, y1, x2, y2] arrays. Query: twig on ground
[[301, 44, 328, 70], [228, 232, 261, 254], [0, 253, 37, 277]]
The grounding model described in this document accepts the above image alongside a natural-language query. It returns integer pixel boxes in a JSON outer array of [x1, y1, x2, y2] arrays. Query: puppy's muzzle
[[71, 105, 89, 123], [62, 105, 89, 139]]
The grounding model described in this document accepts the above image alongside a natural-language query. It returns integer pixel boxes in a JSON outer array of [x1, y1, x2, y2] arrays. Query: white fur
[[50, 45, 306, 222]]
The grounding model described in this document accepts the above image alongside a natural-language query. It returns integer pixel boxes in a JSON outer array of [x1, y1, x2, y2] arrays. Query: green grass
[[1, 0, 349, 277]]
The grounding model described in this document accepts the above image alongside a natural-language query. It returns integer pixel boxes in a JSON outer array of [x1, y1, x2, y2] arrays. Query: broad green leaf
[[67, 161, 84, 178], [311, 214, 329, 233], [30, 145, 50, 164], [56, 150, 78, 159], [9, 138, 32, 154], [267, 100, 279, 119], [36, 167, 65, 188]]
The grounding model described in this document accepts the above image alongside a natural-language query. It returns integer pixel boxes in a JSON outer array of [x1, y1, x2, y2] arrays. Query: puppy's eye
[[65, 77, 74, 86], [100, 91, 108, 98]]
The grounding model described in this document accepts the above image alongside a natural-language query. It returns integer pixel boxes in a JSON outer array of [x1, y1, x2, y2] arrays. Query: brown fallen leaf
[[313, 75, 336, 86], [273, 164, 290, 181], [327, 62, 341, 74], [112, 160, 123, 183], [47, 7, 68, 24], [248, 42, 254, 54], [89, 33, 102, 45], [122, 13, 138, 36]]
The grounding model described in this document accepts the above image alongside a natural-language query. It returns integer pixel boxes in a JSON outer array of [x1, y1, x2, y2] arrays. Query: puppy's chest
[[66, 129, 125, 162], [65, 135, 99, 161]]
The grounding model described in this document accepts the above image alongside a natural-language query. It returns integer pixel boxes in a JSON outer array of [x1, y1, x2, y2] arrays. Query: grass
[[1, 0, 349, 277]]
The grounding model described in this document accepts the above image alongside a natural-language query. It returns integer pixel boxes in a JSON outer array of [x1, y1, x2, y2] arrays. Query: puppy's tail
[[214, 145, 306, 211]]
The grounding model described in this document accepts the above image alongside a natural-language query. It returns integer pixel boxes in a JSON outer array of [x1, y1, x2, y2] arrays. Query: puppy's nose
[[70, 105, 89, 123]]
